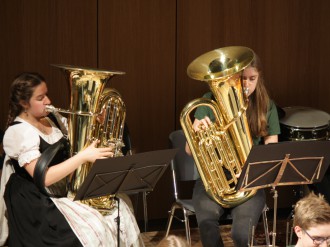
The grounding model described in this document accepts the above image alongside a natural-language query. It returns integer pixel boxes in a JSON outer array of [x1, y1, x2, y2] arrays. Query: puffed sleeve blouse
[[3, 116, 64, 166]]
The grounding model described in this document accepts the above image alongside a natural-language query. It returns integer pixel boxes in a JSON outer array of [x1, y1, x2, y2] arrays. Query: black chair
[[121, 123, 132, 156], [166, 130, 271, 246], [165, 129, 198, 246]]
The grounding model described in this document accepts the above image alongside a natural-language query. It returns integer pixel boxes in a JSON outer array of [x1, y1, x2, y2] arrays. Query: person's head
[[156, 235, 189, 247], [242, 53, 270, 137], [242, 53, 268, 98], [293, 192, 330, 247], [7, 72, 50, 127]]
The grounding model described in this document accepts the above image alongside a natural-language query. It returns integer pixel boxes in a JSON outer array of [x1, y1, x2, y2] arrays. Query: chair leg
[[183, 208, 192, 246], [165, 204, 192, 246], [165, 205, 176, 237], [262, 206, 270, 246]]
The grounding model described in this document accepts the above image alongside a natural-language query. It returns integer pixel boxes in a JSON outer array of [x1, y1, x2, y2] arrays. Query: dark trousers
[[192, 178, 266, 247]]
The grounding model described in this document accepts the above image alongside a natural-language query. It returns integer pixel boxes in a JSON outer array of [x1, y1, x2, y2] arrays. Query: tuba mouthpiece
[[244, 87, 249, 96], [45, 105, 57, 113]]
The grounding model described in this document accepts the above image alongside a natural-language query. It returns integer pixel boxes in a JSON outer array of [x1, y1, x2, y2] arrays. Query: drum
[[279, 106, 330, 141]]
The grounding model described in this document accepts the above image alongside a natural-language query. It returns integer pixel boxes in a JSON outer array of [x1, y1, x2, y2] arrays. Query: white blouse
[[3, 116, 65, 167], [0, 116, 143, 247]]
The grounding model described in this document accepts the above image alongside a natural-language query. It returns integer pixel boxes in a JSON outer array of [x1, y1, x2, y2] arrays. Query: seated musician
[[0, 72, 144, 247], [185, 52, 280, 247]]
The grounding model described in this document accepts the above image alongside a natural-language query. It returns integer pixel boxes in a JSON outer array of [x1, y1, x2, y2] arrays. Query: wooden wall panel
[[98, 0, 176, 220], [176, 0, 330, 129], [318, 1, 330, 110], [98, 0, 176, 153], [255, 0, 330, 113], [176, 0, 330, 211], [1, 0, 330, 222], [0, 0, 98, 130]]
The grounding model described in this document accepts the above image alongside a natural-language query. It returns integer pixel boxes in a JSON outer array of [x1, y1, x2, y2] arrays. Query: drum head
[[280, 106, 330, 141], [280, 106, 330, 128]]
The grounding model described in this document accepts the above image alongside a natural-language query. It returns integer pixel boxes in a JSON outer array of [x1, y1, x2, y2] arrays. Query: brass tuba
[[180, 46, 257, 208], [47, 64, 126, 214]]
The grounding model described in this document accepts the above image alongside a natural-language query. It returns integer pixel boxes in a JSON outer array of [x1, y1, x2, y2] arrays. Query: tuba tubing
[[46, 105, 97, 117], [50, 64, 126, 215], [180, 46, 257, 208]]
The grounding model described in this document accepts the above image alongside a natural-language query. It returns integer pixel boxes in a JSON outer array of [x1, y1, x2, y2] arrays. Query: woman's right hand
[[80, 140, 114, 163], [186, 116, 212, 155], [192, 116, 212, 132]]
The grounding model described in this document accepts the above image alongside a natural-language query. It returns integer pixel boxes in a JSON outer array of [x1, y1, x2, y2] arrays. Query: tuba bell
[[47, 64, 126, 214], [180, 46, 257, 208]]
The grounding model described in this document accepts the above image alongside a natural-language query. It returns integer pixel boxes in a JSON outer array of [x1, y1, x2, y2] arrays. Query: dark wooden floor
[[139, 208, 296, 247]]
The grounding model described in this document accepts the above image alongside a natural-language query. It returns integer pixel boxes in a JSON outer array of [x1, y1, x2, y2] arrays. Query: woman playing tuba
[[0, 71, 144, 247], [183, 47, 280, 247]]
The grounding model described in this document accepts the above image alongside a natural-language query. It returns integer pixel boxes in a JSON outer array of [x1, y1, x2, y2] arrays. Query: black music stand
[[74, 148, 178, 246], [236, 140, 330, 247]]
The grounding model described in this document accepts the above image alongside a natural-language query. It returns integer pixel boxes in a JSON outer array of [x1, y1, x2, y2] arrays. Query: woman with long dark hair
[[186, 53, 280, 247], [0, 72, 143, 247]]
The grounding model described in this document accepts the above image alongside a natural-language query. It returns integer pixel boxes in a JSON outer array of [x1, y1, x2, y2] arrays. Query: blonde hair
[[157, 235, 189, 247], [293, 192, 330, 229]]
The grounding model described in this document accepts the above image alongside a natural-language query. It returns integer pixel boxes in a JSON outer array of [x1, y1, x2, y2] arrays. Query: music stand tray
[[73, 148, 177, 246], [74, 148, 178, 201], [236, 140, 330, 247]]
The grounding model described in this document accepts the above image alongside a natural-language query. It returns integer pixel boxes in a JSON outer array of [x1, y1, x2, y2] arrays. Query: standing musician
[[185, 53, 281, 247], [0, 72, 144, 247]]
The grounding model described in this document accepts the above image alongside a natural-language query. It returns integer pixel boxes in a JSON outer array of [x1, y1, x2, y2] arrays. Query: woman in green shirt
[[186, 53, 281, 247]]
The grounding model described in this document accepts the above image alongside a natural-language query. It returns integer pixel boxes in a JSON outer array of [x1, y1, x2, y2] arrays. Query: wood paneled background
[[1, 0, 330, 221]]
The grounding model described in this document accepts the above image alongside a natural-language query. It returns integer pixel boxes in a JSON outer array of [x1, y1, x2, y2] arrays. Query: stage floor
[[140, 217, 293, 247]]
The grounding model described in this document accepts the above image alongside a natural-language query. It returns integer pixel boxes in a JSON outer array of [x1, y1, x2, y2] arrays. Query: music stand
[[74, 148, 178, 246], [236, 140, 330, 247]]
